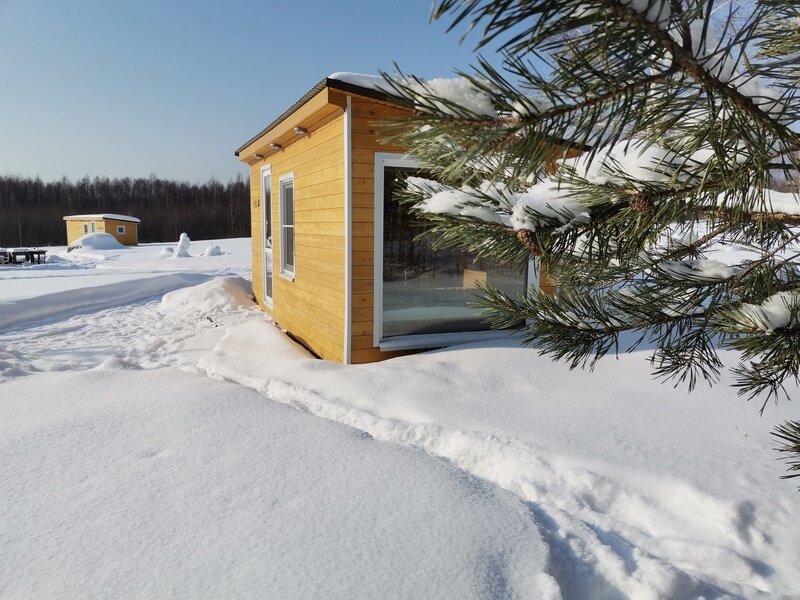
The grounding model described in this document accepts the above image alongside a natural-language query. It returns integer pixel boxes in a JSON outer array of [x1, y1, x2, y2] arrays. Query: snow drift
[[67, 232, 125, 252], [160, 276, 255, 319]]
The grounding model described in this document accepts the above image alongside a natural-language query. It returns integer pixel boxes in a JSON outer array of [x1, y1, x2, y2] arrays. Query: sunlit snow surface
[[1, 238, 798, 599]]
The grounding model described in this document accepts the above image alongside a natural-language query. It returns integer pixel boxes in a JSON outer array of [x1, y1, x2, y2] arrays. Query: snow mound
[[160, 276, 254, 319], [171, 233, 191, 258], [67, 233, 125, 252], [159, 246, 174, 257], [201, 244, 221, 257]]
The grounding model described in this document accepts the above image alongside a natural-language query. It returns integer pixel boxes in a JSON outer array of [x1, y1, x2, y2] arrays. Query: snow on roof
[[328, 72, 391, 93], [63, 214, 141, 223]]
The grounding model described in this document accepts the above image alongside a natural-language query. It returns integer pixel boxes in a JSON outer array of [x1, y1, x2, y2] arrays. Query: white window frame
[[279, 173, 295, 280], [261, 164, 274, 307], [373, 152, 534, 351], [116, 225, 126, 235], [90, 222, 96, 233], [83, 224, 88, 234]]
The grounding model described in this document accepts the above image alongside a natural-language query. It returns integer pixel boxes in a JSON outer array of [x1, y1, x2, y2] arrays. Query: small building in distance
[[63, 214, 140, 246]]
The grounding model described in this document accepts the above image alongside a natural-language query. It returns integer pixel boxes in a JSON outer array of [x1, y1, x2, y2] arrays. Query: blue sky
[[0, 0, 485, 183]]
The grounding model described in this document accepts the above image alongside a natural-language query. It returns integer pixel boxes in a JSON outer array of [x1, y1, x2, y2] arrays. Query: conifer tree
[[384, 0, 800, 482]]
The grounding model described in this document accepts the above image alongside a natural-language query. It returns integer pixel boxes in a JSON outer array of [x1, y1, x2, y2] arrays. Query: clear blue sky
[[0, 0, 484, 184]]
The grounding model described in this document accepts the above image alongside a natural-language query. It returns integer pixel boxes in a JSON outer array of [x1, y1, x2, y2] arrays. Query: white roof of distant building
[[63, 214, 141, 223]]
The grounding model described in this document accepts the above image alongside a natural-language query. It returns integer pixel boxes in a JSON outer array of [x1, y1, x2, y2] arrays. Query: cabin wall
[[65, 219, 104, 245], [102, 219, 138, 245], [249, 110, 347, 362], [344, 94, 413, 364], [65, 221, 87, 245]]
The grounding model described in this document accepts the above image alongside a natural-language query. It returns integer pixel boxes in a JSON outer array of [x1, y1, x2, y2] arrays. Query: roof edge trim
[[235, 77, 407, 157]]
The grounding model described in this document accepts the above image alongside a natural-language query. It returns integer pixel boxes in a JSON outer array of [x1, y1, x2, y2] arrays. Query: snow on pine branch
[[659, 259, 735, 282], [409, 135, 800, 231], [731, 290, 800, 332], [406, 176, 590, 232]]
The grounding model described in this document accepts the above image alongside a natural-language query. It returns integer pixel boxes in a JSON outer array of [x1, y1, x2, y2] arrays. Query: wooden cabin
[[64, 214, 140, 246], [236, 74, 534, 364]]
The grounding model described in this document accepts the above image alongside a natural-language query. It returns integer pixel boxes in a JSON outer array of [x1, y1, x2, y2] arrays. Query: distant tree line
[[0, 173, 250, 247]]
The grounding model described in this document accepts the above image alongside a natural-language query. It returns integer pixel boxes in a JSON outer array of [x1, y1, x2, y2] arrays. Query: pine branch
[[773, 420, 800, 485]]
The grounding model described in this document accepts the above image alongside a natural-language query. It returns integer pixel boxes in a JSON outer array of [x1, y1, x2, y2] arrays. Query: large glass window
[[381, 165, 526, 339], [280, 175, 295, 277]]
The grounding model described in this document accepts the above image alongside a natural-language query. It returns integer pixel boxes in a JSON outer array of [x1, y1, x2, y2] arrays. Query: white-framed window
[[373, 152, 530, 350], [117, 225, 126, 234], [91, 222, 96, 232], [83, 224, 88, 234], [279, 173, 295, 279]]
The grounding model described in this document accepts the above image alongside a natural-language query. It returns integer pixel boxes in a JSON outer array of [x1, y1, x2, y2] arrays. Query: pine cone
[[629, 192, 655, 214], [516, 229, 542, 256]]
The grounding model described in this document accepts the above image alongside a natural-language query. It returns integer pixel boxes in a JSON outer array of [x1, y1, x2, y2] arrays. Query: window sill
[[279, 271, 295, 282], [377, 330, 514, 351]]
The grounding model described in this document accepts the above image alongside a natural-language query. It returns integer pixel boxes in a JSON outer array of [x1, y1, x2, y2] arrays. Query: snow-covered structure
[[236, 74, 534, 364], [63, 214, 140, 246]]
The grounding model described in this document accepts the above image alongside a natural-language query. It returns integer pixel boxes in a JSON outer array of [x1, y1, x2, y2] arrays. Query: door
[[262, 166, 273, 306]]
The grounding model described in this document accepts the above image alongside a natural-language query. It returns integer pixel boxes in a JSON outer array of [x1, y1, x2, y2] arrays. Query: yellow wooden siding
[[102, 219, 138, 245], [346, 95, 412, 364], [248, 109, 347, 362], [65, 221, 87, 245]]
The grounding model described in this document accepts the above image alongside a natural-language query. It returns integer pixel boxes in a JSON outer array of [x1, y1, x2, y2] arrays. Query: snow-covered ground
[[1, 238, 798, 599]]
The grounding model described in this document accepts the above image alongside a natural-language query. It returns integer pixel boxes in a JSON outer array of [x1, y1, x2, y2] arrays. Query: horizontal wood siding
[[102, 219, 138, 245], [248, 109, 346, 362], [65, 221, 86, 245], [249, 167, 269, 316], [346, 94, 412, 364]]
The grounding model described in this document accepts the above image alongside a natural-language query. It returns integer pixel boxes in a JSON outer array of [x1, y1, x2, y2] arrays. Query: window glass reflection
[[382, 166, 526, 339]]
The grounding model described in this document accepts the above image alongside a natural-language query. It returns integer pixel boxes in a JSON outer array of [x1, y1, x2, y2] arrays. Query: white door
[[262, 166, 273, 306]]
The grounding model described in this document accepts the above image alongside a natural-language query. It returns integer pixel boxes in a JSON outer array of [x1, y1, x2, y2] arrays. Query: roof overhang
[[235, 77, 406, 162]]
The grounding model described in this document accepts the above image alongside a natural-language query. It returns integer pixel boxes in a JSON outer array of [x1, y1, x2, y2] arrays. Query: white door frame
[[260, 164, 273, 308]]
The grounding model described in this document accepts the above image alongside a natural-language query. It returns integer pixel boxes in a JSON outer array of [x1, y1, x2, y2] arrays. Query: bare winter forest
[[0, 174, 250, 246]]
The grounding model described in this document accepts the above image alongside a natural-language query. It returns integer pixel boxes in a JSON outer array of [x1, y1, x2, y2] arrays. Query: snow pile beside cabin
[[160, 276, 255, 319], [68, 232, 126, 251]]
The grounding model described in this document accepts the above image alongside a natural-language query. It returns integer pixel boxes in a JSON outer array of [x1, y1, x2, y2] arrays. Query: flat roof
[[235, 74, 405, 157], [63, 214, 141, 223]]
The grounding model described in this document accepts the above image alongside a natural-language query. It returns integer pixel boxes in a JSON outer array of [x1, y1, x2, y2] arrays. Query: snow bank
[[171, 319, 800, 599], [0, 369, 554, 599], [68, 232, 125, 251], [201, 244, 221, 257], [160, 276, 254, 319], [3, 251, 799, 598]]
